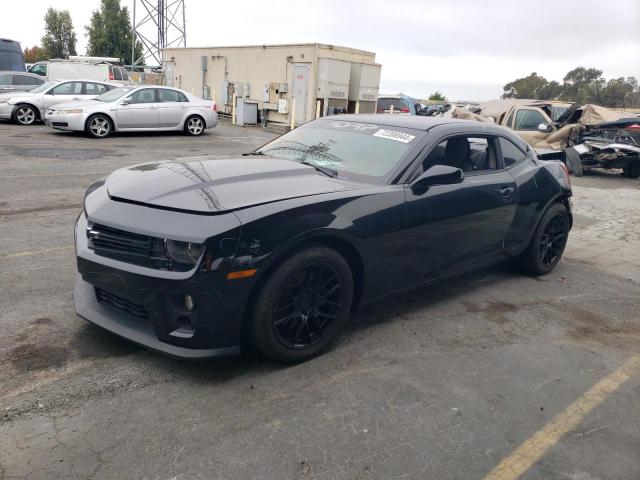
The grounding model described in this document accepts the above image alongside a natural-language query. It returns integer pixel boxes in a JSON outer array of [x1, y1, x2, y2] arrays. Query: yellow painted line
[[0, 245, 73, 259], [484, 355, 640, 480]]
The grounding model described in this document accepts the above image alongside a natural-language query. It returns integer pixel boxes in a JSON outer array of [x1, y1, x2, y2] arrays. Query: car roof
[[0, 71, 43, 77], [319, 114, 491, 131]]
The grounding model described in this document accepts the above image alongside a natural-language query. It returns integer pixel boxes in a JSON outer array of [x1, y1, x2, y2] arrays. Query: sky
[[2, 0, 639, 100]]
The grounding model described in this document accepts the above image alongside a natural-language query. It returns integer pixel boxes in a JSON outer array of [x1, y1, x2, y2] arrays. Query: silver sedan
[[45, 85, 218, 138], [0, 79, 118, 125]]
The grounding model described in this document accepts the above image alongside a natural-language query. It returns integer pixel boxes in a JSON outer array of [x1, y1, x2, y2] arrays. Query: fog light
[[184, 294, 195, 311]]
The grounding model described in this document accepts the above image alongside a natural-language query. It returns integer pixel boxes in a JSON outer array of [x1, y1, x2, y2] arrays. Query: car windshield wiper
[[300, 161, 338, 178], [242, 151, 267, 156]]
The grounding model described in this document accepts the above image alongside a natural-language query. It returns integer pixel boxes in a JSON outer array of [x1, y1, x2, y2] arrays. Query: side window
[[85, 82, 108, 95], [30, 64, 47, 76], [127, 88, 156, 104], [51, 82, 83, 95], [14, 75, 41, 86], [158, 88, 181, 102], [0, 73, 10, 85], [178, 92, 188, 102], [514, 109, 547, 130], [505, 110, 515, 128], [499, 137, 528, 167], [420, 135, 498, 175]]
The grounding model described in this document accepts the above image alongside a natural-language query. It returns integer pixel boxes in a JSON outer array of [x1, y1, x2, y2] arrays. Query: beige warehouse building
[[162, 43, 381, 126]]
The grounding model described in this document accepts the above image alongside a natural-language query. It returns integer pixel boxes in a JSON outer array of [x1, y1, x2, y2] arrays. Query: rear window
[[499, 137, 527, 167], [258, 120, 423, 182], [111, 66, 123, 81], [85, 82, 109, 95], [158, 88, 185, 102]]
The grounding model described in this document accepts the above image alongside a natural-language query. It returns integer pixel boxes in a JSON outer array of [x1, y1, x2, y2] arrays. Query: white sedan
[[45, 85, 218, 138], [0, 79, 118, 125]]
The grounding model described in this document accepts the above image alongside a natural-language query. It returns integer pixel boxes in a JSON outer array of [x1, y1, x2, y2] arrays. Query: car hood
[[106, 158, 364, 214]]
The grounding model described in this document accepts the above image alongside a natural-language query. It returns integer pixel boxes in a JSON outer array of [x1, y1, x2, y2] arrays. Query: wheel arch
[[184, 112, 206, 128], [239, 232, 365, 346], [12, 102, 41, 121], [85, 112, 116, 131]]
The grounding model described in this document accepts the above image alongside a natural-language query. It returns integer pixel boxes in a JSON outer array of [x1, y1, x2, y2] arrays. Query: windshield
[[29, 81, 58, 93], [96, 86, 136, 102], [257, 120, 422, 182]]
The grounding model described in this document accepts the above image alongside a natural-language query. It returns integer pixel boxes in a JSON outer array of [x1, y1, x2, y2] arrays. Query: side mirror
[[120, 97, 131, 105], [538, 123, 552, 132], [410, 165, 464, 194]]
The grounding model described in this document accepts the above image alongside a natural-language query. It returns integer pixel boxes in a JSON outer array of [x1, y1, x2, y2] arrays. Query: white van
[[28, 59, 130, 83]]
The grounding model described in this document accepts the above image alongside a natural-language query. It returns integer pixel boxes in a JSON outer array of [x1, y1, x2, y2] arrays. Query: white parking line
[[0, 246, 73, 259]]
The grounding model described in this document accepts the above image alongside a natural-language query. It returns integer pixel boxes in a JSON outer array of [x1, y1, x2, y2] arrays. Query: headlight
[[165, 239, 204, 265], [58, 108, 83, 114]]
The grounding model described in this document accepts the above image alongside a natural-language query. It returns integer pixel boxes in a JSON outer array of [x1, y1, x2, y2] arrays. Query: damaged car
[[450, 99, 640, 178], [75, 115, 573, 362]]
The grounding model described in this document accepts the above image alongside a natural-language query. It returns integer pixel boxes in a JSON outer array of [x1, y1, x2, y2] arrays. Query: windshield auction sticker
[[373, 129, 416, 143]]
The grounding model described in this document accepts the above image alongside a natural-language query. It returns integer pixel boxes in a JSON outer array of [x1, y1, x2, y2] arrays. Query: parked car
[[0, 79, 117, 125], [28, 59, 130, 83], [74, 115, 572, 362], [376, 95, 425, 115], [45, 85, 218, 138], [0, 71, 45, 93]]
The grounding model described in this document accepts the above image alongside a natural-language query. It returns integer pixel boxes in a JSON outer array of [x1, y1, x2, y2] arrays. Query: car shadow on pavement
[[71, 261, 525, 383]]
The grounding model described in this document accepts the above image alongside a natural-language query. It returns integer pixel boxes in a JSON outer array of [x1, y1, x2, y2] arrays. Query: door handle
[[499, 186, 515, 197], [72, 97, 81, 100]]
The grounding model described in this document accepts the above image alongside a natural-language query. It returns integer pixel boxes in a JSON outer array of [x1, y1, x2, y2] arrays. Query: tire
[[564, 147, 583, 177], [85, 114, 113, 138], [622, 163, 640, 178], [184, 115, 205, 136], [518, 202, 570, 275], [250, 246, 354, 363], [12, 104, 38, 125]]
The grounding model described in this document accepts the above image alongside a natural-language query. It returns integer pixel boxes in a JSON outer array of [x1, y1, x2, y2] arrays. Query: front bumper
[[74, 195, 248, 358], [74, 273, 240, 359], [45, 112, 86, 131]]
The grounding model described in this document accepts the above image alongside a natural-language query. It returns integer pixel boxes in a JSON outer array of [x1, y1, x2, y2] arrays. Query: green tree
[[41, 8, 77, 59], [86, 0, 143, 64], [428, 91, 447, 101], [536, 80, 562, 100], [600, 77, 638, 108], [560, 67, 603, 104], [23, 46, 47, 63], [501, 72, 549, 99]]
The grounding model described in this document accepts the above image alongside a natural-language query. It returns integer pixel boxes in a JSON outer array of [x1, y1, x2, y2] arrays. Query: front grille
[[87, 223, 172, 270], [95, 287, 148, 318]]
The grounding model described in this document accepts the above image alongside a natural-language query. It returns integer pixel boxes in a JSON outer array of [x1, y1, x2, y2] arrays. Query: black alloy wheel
[[251, 246, 353, 363], [272, 262, 344, 350], [519, 202, 570, 275], [538, 213, 568, 268]]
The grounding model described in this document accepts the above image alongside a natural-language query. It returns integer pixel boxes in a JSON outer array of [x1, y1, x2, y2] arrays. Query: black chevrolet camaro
[[75, 115, 572, 362]]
